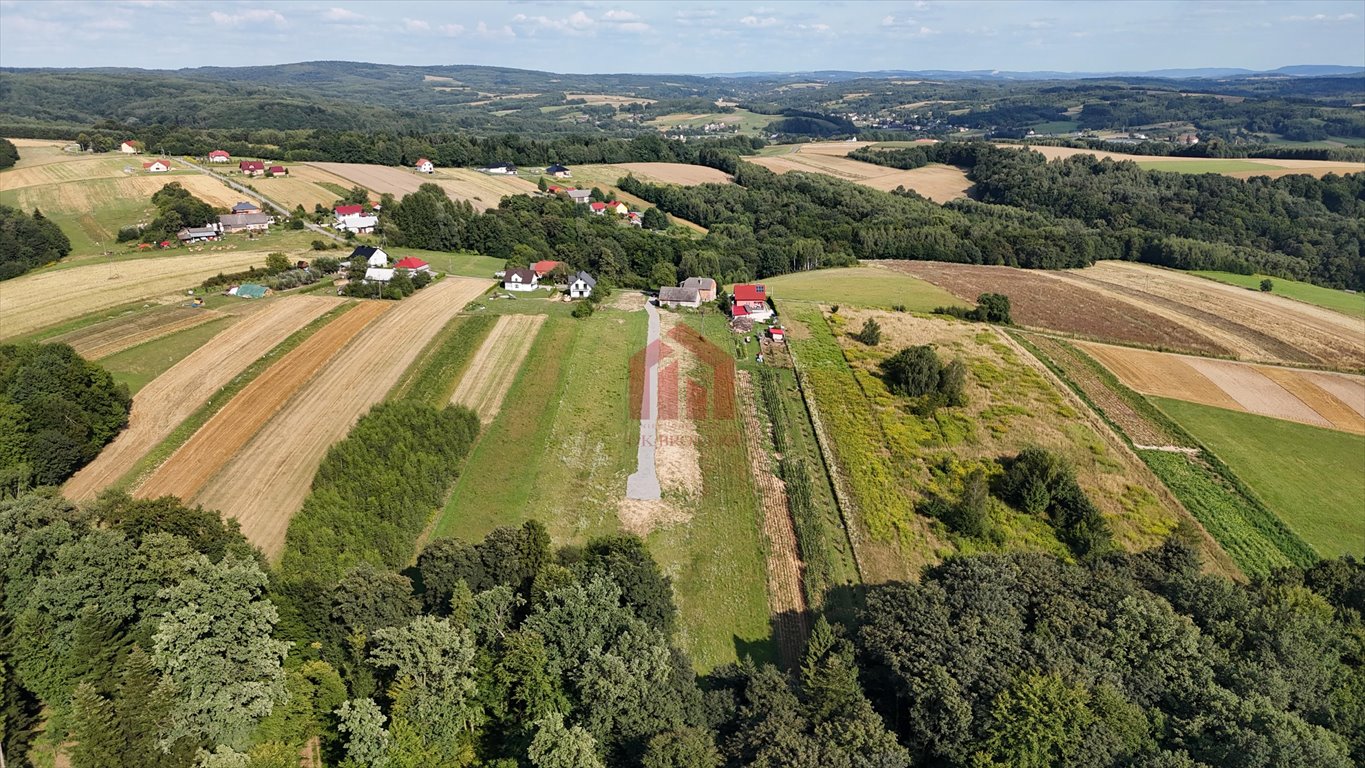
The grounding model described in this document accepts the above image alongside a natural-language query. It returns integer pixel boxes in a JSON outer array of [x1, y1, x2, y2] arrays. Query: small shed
[[234, 284, 270, 299]]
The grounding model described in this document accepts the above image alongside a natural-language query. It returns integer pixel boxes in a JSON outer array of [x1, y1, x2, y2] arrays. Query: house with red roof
[[143, 159, 172, 173], [239, 160, 265, 176], [531, 260, 563, 278], [334, 204, 364, 217], [267, 165, 287, 176], [605, 201, 629, 215], [393, 256, 432, 274], [589, 202, 608, 215], [730, 283, 773, 321], [119, 141, 139, 154], [208, 149, 230, 163], [416, 158, 434, 174]]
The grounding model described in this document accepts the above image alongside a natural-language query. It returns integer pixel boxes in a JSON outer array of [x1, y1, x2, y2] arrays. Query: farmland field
[[233, 164, 357, 210], [47, 306, 226, 359], [450, 313, 546, 422], [1155, 398, 1365, 558], [97, 317, 235, 394], [748, 151, 973, 203], [998, 143, 1365, 178], [308, 162, 538, 210], [191, 277, 491, 558], [62, 295, 341, 500], [1191, 271, 1365, 320], [645, 107, 771, 134], [764, 263, 969, 311]]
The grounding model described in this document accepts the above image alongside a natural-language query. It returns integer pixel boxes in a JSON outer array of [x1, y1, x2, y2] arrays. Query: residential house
[[1176, 133, 1200, 146], [239, 160, 266, 176], [208, 149, 231, 163], [658, 286, 701, 308], [502, 268, 539, 292], [231, 201, 261, 215], [627, 212, 643, 228], [119, 141, 139, 154], [589, 202, 608, 215], [393, 256, 432, 274], [681, 277, 717, 302], [567, 189, 592, 205], [531, 260, 562, 279], [415, 158, 434, 173], [567, 271, 596, 299], [334, 204, 365, 218], [546, 163, 571, 178], [730, 283, 773, 321], [267, 165, 287, 176], [230, 284, 270, 299], [177, 225, 222, 243], [336, 214, 378, 234], [218, 213, 272, 233], [350, 245, 389, 267], [143, 159, 172, 173], [364, 267, 395, 283], [480, 162, 517, 175], [605, 201, 629, 215], [546, 185, 565, 195]]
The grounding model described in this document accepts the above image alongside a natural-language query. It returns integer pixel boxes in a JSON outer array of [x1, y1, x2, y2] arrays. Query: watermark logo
[[629, 324, 735, 422]]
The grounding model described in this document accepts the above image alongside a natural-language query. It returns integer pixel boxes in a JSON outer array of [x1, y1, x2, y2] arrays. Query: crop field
[[191, 277, 490, 558], [645, 107, 771, 134], [392, 315, 497, 405], [611, 162, 733, 186], [1156, 398, 1365, 558], [97, 317, 235, 394], [48, 306, 226, 359], [450, 313, 547, 422], [998, 143, 1365, 178], [62, 295, 341, 500], [133, 300, 391, 502], [763, 263, 969, 311], [1080, 342, 1365, 434], [1191, 271, 1365, 320], [887, 261, 1229, 356], [234, 164, 357, 210], [565, 93, 656, 105], [307, 162, 538, 210], [0, 249, 274, 339], [748, 151, 974, 203]]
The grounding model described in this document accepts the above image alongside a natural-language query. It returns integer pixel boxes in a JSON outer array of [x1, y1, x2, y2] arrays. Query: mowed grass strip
[[1154, 398, 1365, 559], [99, 316, 234, 394], [766, 265, 968, 311], [1191, 271, 1365, 320], [392, 314, 498, 406]]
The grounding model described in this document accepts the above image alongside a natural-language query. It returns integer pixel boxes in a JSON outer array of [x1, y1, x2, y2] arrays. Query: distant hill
[[709, 65, 1365, 81]]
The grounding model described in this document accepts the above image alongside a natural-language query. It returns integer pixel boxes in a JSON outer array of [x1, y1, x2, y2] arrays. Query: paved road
[[626, 301, 662, 500], [174, 159, 346, 244]]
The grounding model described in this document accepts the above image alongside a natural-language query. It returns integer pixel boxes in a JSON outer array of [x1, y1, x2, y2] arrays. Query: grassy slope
[[1190, 270, 1365, 320], [392, 314, 498, 405], [99, 316, 233, 393], [386, 249, 504, 280], [759, 266, 970, 311], [1134, 159, 1279, 174], [1155, 398, 1365, 558]]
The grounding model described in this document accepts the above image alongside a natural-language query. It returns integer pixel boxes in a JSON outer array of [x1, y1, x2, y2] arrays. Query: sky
[[1, 0, 1363, 74]]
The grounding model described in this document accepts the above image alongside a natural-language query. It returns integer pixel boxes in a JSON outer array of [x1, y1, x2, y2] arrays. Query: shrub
[[891, 304, 907, 312], [265, 252, 290, 273], [311, 240, 329, 251], [852, 318, 882, 346], [1000, 446, 1112, 558], [941, 468, 991, 538], [1260, 278, 1274, 292], [572, 301, 595, 318], [116, 226, 141, 243], [976, 293, 1013, 324], [881, 345, 941, 397]]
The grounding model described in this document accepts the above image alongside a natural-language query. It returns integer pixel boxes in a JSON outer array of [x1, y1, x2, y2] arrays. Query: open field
[[1079, 342, 1365, 434], [450, 313, 546, 422], [1191, 271, 1365, 320], [763, 263, 968, 310], [646, 108, 771, 134], [232, 164, 358, 210], [48, 306, 225, 359], [565, 93, 656, 106], [0, 250, 271, 340], [887, 261, 1229, 356], [749, 150, 973, 203], [387, 249, 503, 280], [62, 296, 340, 500], [1156, 398, 1365, 558], [613, 162, 733, 186], [307, 162, 538, 210], [997, 143, 1365, 178], [546, 165, 710, 232], [98, 317, 235, 394], [192, 278, 490, 558]]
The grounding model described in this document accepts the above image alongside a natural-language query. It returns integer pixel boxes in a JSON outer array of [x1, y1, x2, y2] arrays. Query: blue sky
[[1, 0, 1362, 73]]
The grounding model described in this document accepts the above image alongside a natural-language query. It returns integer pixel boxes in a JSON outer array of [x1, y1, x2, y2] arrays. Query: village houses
[[730, 283, 773, 321], [208, 149, 231, 163], [502, 267, 539, 292]]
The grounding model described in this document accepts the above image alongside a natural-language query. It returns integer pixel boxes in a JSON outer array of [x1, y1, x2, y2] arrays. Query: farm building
[[731, 284, 773, 321], [177, 225, 222, 243], [605, 201, 629, 215], [230, 284, 270, 299], [503, 268, 539, 292], [231, 201, 261, 214], [208, 149, 231, 162], [119, 141, 139, 154], [334, 204, 365, 217], [336, 214, 377, 234], [768, 327, 786, 343], [567, 189, 592, 204], [143, 160, 172, 173], [218, 213, 272, 233], [364, 267, 395, 283], [546, 164, 571, 178], [393, 256, 432, 274], [546, 185, 566, 194], [416, 158, 434, 173], [531, 260, 562, 278], [239, 160, 266, 176], [658, 286, 701, 308], [350, 245, 389, 267], [481, 162, 517, 175], [567, 271, 596, 299], [682, 277, 717, 302], [267, 165, 287, 176]]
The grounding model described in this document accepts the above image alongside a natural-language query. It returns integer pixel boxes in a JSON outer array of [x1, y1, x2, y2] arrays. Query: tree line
[[0, 205, 71, 281]]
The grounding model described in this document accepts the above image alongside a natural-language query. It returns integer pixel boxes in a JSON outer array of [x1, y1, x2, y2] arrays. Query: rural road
[[175, 159, 346, 243], [626, 301, 662, 500]]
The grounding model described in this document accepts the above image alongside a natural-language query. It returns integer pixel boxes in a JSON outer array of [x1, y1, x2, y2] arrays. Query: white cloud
[[324, 7, 363, 22], [881, 15, 913, 28], [209, 8, 285, 27], [403, 18, 429, 32], [740, 15, 779, 28], [437, 23, 465, 37], [476, 21, 515, 39], [1026, 20, 1052, 29], [601, 9, 650, 32], [797, 22, 831, 33], [675, 8, 718, 26], [1283, 12, 1357, 22]]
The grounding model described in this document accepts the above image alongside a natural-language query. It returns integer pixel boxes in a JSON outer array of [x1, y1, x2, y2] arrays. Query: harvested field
[[309, 162, 538, 211], [133, 300, 391, 501], [1079, 341, 1365, 434], [0, 155, 139, 189], [62, 296, 340, 500], [193, 277, 491, 558], [450, 314, 546, 423], [613, 162, 732, 186], [750, 150, 972, 203], [886, 261, 1228, 355], [564, 93, 656, 105], [0, 250, 271, 340], [998, 143, 1365, 178], [49, 306, 226, 360]]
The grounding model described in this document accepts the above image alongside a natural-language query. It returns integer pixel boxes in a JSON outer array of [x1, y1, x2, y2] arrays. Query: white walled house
[[416, 157, 434, 173], [349, 245, 389, 267], [336, 214, 378, 234], [119, 141, 139, 154], [364, 267, 395, 283], [502, 267, 540, 292], [567, 271, 596, 299], [142, 159, 172, 173]]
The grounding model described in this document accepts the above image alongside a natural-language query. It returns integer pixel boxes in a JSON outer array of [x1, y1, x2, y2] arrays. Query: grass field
[[1191, 271, 1365, 320], [1133, 159, 1276, 174], [392, 315, 498, 406], [1155, 398, 1365, 558], [763, 264, 969, 310], [386, 249, 503, 279], [646, 108, 772, 135], [99, 316, 234, 393]]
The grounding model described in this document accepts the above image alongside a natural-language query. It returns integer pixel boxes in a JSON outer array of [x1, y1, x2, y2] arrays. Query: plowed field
[[0, 250, 269, 339], [613, 162, 732, 185], [998, 144, 1365, 178], [134, 300, 391, 501], [192, 277, 491, 558], [50, 307, 225, 359], [308, 162, 538, 211], [450, 314, 546, 422], [62, 296, 341, 500]]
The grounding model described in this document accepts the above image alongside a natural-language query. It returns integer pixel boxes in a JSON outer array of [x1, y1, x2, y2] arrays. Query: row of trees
[[0, 206, 72, 281]]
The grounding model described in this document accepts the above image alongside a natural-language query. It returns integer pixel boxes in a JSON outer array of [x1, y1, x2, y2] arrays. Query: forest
[[0, 205, 72, 281]]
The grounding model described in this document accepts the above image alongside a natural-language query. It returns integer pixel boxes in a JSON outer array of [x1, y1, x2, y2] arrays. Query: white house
[[119, 141, 139, 154], [481, 162, 517, 175], [143, 159, 172, 173], [336, 214, 378, 234], [349, 245, 389, 267], [502, 267, 539, 292], [567, 271, 596, 299], [416, 157, 434, 174], [208, 150, 231, 163], [567, 189, 592, 205], [365, 267, 395, 283]]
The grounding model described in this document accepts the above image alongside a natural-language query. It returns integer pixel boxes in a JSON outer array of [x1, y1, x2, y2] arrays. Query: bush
[[891, 304, 907, 312], [310, 240, 329, 251], [265, 252, 290, 273], [116, 226, 141, 243], [852, 318, 882, 346], [1000, 446, 1111, 558], [935, 293, 1012, 324], [572, 301, 595, 318], [1260, 278, 1274, 292], [881, 346, 941, 397], [941, 468, 991, 538]]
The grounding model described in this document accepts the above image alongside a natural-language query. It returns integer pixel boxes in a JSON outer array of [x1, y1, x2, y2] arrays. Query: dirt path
[[134, 301, 391, 501], [450, 314, 546, 422], [737, 370, 808, 669], [176, 159, 345, 244], [626, 302, 662, 501], [63, 296, 341, 500], [192, 278, 491, 559]]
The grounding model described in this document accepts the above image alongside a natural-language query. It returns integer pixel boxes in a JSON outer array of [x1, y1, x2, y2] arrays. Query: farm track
[[737, 370, 808, 670], [134, 300, 392, 501], [450, 314, 546, 423], [192, 277, 492, 558], [0, 250, 269, 339], [50, 307, 226, 359], [62, 296, 341, 500]]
